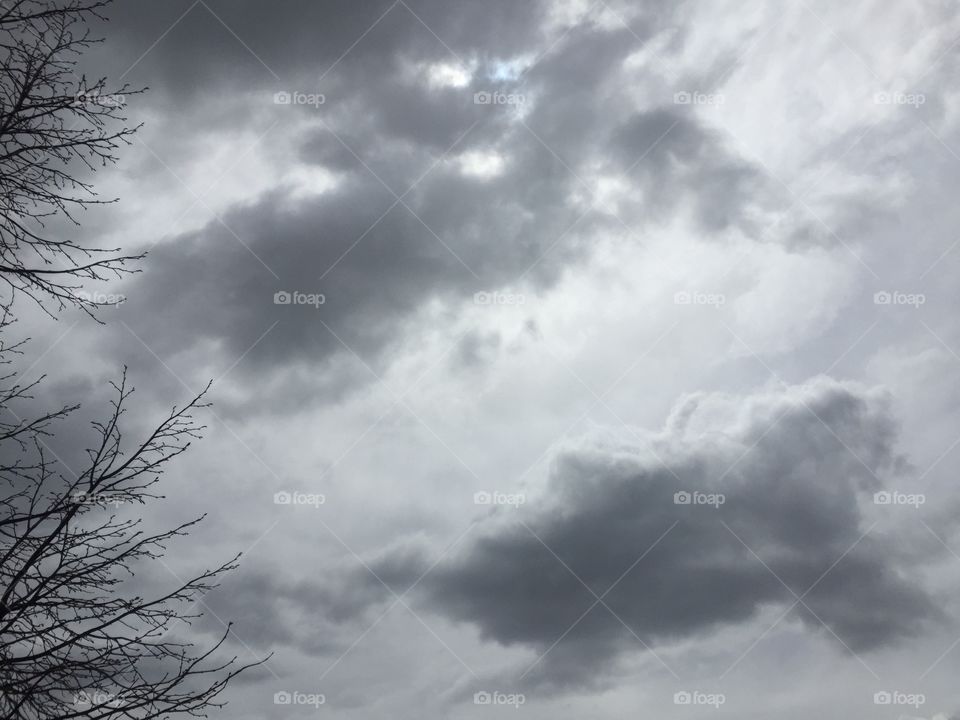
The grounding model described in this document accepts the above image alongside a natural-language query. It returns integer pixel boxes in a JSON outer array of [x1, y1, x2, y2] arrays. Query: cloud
[[608, 109, 760, 231], [368, 377, 938, 688], [96, 0, 551, 113], [106, 0, 783, 410], [197, 566, 384, 658]]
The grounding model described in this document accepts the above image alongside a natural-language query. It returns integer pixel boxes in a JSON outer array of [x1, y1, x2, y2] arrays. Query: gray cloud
[[93, 0, 551, 113], [104, 0, 788, 411], [609, 109, 761, 231], [367, 378, 939, 687], [111, 156, 597, 382], [198, 565, 385, 658]]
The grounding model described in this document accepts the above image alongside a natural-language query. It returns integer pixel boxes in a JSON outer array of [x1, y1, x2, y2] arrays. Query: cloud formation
[[104, 0, 807, 406], [370, 378, 938, 687]]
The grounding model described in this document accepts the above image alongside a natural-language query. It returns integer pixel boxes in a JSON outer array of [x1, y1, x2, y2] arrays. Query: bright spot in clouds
[[455, 150, 506, 179]]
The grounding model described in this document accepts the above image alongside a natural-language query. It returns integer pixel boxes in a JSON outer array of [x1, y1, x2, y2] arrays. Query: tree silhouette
[[0, 2, 264, 717], [0, 306, 261, 718], [0, 0, 145, 317]]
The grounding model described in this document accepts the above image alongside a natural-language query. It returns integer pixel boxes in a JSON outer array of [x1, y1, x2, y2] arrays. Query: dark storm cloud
[[363, 378, 939, 687], [96, 0, 550, 107], [112, 143, 604, 375], [100, 0, 827, 408]]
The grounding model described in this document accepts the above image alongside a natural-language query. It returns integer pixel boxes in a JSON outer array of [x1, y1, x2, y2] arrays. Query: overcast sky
[[16, 0, 960, 717]]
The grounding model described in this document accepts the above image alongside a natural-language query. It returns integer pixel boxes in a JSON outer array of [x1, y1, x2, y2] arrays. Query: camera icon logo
[[873, 491, 892, 505], [273, 91, 291, 105], [474, 691, 492, 705], [673, 91, 692, 104], [474, 491, 492, 505], [674, 691, 692, 704], [673, 291, 691, 305], [473, 91, 492, 105], [873, 691, 892, 705], [274, 291, 292, 305], [674, 491, 691, 505], [273, 691, 292, 705], [873, 291, 891, 305], [274, 491, 292, 505]]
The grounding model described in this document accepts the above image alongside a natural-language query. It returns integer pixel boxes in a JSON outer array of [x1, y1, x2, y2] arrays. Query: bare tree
[[0, 305, 263, 719], [0, 0, 145, 316], [0, 2, 265, 717]]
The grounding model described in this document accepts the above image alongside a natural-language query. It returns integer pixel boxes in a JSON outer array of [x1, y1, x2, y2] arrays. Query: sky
[[14, 0, 960, 717]]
